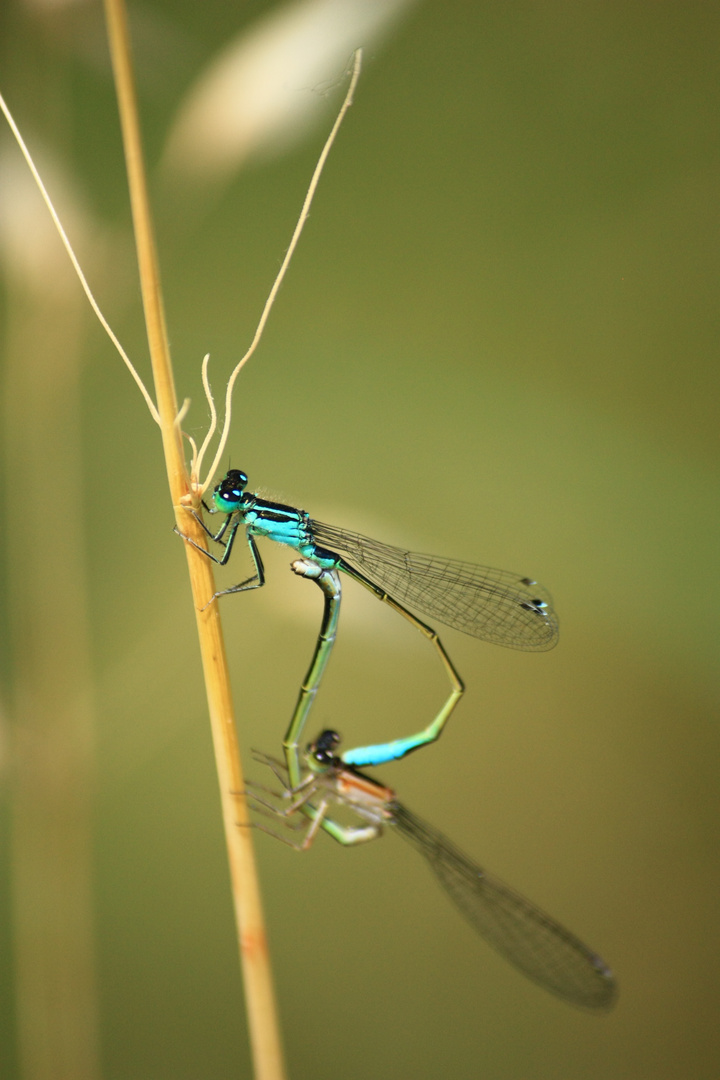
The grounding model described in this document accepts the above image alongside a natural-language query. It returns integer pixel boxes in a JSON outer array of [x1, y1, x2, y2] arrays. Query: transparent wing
[[392, 803, 616, 1009], [310, 520, 558, 650]]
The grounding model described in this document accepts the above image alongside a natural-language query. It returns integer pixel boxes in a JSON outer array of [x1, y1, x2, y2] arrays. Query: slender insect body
[[250, 730, 618, 1011], [304, 728, 395, 824], [243, 496, 320, 556], [209, 469, 337, 565], [202, 467, 559, 651], [325, 770, 394, 830], [180, 467, 557, 770]]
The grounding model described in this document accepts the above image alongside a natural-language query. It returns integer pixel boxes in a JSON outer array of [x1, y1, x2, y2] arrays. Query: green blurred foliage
[[0, 2, 718, 1078]]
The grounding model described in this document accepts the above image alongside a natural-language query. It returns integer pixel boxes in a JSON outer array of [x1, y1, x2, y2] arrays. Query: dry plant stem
[[102, 2, 287, 1077]]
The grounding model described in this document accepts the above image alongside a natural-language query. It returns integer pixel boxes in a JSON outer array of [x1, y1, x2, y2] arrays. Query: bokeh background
[[0, 2, 718, 1078]]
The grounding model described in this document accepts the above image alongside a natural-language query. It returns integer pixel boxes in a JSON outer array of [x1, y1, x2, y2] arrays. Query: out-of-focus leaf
[[0, 143, 91, 299], [162, 0, 416, 183]]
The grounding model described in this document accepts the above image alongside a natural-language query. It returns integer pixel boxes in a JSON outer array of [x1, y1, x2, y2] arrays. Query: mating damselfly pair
[[0, 48, 615, 1021], [178, 467, 558, 772], [178, 469, 617, 1009]]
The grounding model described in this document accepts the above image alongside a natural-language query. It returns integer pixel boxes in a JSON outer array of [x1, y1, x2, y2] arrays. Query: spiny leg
[[191, 503, 236, 546], [209, 533, 266, 600], [252, 794, 382, 849], [245, 772, 321, 819], [240, 757, 327, 848], [174, 506, 241, 563], [176, 510, 267, 605], [249, 748, 381, 848], [251, 794, 331, 850], [337, 560, 465, 768], [250, 748, 292, 788]]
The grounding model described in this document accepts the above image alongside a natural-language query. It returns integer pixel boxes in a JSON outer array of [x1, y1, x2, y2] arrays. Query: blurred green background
[[0, 2, 718, 1078]]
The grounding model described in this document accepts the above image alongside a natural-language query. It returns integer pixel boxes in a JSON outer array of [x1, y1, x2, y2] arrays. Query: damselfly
[[250, 729, 617, 1011], [182, 469, 557, 650], [179, 471, 558, 778]]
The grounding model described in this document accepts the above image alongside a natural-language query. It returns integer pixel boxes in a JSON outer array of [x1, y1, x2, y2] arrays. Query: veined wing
[[392, 804, 616, 1009], [310, 520, 558, 650]]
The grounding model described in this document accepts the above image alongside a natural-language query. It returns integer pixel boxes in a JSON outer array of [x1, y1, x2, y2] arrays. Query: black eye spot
[[520, 577, 536, 587]]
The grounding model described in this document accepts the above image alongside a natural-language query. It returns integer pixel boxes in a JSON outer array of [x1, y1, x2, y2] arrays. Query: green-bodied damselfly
[[250, 729, 617, 1011]]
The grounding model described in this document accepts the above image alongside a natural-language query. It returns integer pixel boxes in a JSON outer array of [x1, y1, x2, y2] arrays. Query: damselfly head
[[213, 469, 248, 511], [307, 729, 341, 766]]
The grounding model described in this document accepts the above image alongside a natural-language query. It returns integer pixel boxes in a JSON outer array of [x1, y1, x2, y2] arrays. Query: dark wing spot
[[520, 599, 548, 617]]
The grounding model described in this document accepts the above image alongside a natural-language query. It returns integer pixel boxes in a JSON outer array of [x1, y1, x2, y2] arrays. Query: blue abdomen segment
[[342, 736, 428, 767], [243, 497, 338, 568]]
